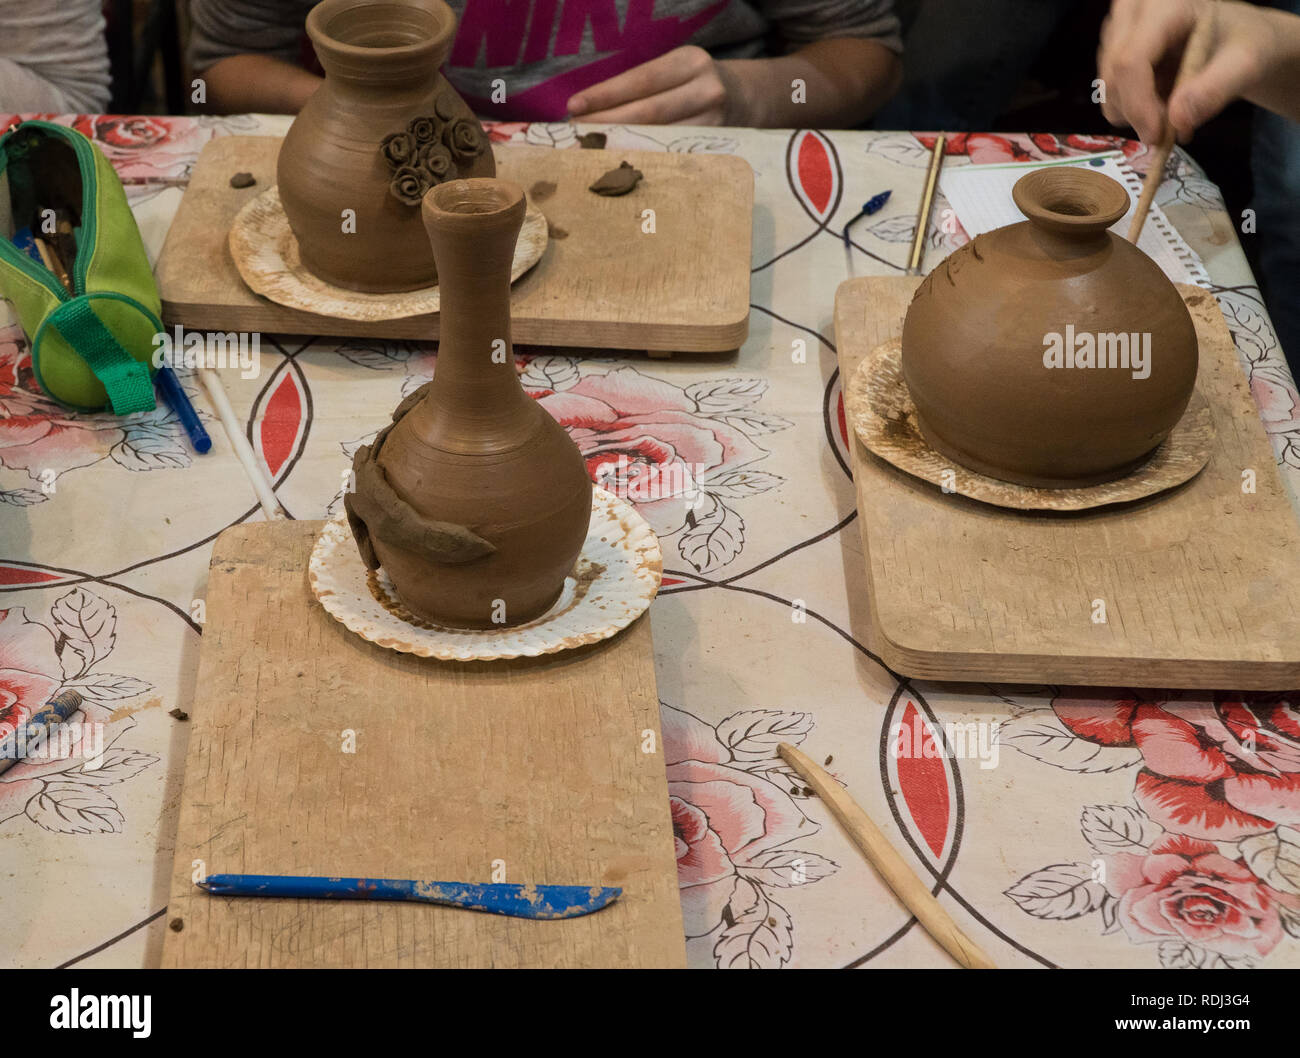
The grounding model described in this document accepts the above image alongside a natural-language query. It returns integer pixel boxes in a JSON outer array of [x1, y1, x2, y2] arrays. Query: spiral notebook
[[938, 151, 1210, 287]]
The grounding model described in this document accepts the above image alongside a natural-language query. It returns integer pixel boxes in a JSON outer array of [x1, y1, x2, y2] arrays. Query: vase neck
[[308, 0, 453, 89], [1011, 166, 1130, 257], [418, 179, 533, 439]]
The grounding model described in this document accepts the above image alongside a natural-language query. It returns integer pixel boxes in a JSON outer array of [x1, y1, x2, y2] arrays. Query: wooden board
[[161, 521, 685, 968], [835, 276, 1300, 689], [156, 136, 752, 353]]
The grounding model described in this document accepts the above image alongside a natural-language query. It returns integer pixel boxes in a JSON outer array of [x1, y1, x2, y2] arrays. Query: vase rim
[[307, 0, 455, 66], [1011, 167, 1130, 235], [423, 178, 526, 226]]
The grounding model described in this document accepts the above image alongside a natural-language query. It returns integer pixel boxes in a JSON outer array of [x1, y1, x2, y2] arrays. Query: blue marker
[[154, 365, 212, 454]]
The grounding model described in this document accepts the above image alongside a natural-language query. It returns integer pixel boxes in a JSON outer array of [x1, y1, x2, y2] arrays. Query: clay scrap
[[589, 161, 643, 196]]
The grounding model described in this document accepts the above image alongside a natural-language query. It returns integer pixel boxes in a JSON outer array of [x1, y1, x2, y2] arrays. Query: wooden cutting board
[[161, 521, 685, 968], [155, 136, 752, 354], [835, 276, 1300, 689]]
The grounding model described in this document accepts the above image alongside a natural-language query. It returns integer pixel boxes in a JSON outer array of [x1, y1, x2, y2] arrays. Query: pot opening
[[428, 180, 519, 216], [1039, 197, 1093, 217], [1012, 168, 1131, 232], [322, 4, 440, 50]]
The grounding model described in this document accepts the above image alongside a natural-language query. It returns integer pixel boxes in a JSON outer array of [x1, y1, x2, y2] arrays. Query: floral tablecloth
[[2, 113, 1297, 970]]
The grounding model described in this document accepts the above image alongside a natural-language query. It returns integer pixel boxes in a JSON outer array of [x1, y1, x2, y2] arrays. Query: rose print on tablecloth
[[0, 591, 157, 834], [1003, 691, 1300, 966], [528, 360, 791, 574], [662, 703, 837, 968], [0, 114, 211, 182], [335, 348, 791, 574], [0, 330, 195, 504], [1052, 693, 1300, 841], [68, 114, 212, 181], [1006, 802, 1300, 967]]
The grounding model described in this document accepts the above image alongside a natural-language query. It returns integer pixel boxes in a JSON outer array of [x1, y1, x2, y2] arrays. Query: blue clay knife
[[196, 874, 621, 919]]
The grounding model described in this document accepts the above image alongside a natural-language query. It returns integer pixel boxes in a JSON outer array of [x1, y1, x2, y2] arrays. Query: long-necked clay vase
[[344, 178, 592, 628], [277, 0, 495, 294], [901, 167, 1198, 488]]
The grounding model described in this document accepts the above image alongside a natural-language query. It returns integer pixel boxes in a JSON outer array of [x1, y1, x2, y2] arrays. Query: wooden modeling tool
[[778, 742, 997, 969], [33, 237, 71, 293], [1128, 9, 1217, 243], [907, 134, 945, 275]]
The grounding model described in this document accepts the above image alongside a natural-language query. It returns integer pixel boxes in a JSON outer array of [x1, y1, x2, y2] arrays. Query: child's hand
[[1098, 0, 1298, 141], [566, 46, 735, 125]]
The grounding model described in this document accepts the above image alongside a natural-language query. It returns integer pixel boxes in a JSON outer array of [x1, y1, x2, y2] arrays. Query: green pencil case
[[0, 120, 160, 414]]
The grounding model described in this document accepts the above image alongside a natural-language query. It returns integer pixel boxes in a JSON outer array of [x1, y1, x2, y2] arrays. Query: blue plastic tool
[[154, 364, 211, 453], [196, 874, 622, 919], [842, 189, 893, 245]]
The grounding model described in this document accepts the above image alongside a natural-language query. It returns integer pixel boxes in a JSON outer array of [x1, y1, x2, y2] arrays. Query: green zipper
[[0, 119, 97, 300]]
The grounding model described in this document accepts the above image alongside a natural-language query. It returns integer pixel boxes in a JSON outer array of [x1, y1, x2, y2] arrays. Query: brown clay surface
[[346, 178, 592, 627], [902, 168, 1198, 487], [276, 0, 494, 293]]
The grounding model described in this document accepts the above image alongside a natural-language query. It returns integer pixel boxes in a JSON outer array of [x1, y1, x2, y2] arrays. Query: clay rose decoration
[[380, 131, 415, 169], [444, 118, 486, 161], [407, 115, 439, 145], [1101, 834, 1299, 960], [420, 143, 453, 183], [389, 165, 426, 207]]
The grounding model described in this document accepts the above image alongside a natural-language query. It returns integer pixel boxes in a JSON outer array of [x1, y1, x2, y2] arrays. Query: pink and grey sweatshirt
[[190, 0, 902, 121]]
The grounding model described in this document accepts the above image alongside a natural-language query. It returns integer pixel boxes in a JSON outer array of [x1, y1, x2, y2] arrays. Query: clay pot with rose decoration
[[345, 179, 592, 627], [277, 0, 495, 293], [901, 167, 1198, 488]]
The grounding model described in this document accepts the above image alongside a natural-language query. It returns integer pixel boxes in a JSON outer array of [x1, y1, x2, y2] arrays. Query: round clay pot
[[344, 179, 592, 628], [901, 167, 1198, 488], [277, 0, 495, 294]]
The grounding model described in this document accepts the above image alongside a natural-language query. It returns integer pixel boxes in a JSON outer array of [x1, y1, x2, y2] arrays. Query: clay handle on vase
[[345, 454, 496, 568]]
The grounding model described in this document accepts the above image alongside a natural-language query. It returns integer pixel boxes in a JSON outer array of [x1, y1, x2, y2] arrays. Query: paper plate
[[308, 486, 661, 661], [845, 338, 1216, 511], [228, 184, 548, 322]]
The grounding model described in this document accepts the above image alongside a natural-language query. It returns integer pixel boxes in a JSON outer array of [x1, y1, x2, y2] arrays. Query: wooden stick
[[1127, 10, 1217, 243], [195, 366, 286, 520], [907, 133, 945, 275], [33, 237, 72, 293], [778, 742, 997, 969]]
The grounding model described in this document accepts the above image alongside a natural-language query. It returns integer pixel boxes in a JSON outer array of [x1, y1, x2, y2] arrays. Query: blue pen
[[154, 364, 211, 453], [842, 189, 893, 245]]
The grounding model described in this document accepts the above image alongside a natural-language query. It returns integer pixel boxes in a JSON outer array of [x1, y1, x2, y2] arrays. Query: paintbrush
[[197, 873, 622, 920], [779, 742, 996, 968]]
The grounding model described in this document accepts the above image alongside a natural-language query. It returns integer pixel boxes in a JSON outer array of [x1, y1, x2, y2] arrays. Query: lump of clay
[[589, 161, 642, 196], [901, 167, 1198, 488]]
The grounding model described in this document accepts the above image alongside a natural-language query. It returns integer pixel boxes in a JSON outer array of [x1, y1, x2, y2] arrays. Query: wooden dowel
[[779, 742, 997, 969], [907, 133, 945, 275], [1127, 10, 1217, 243]]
